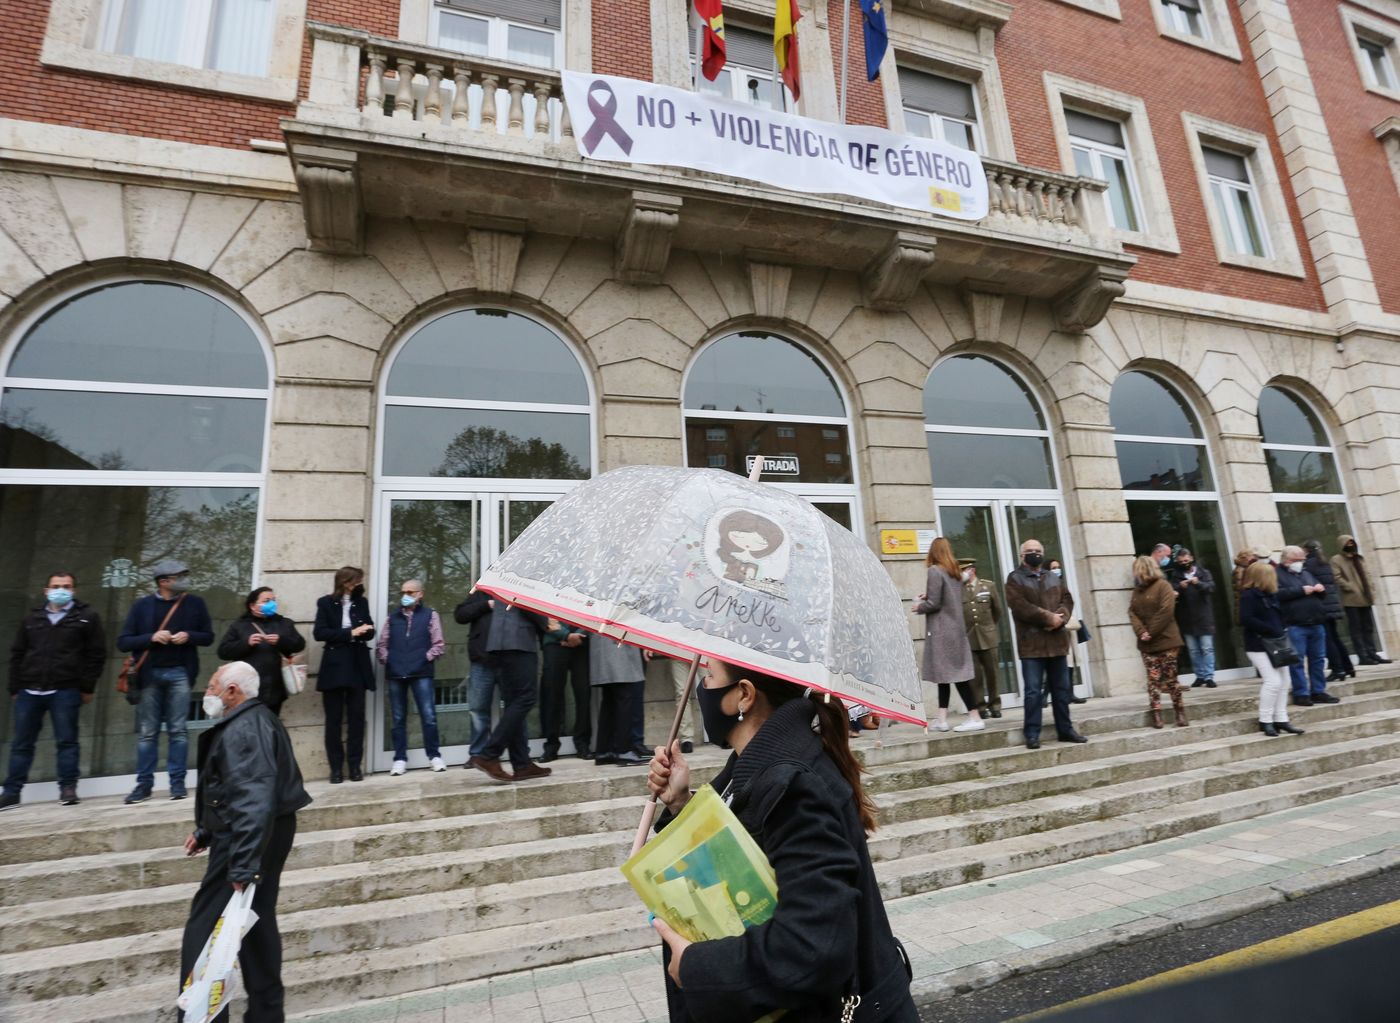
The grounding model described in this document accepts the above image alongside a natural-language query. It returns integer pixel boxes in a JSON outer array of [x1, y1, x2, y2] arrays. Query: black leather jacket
[[194, 699, 312, 883]]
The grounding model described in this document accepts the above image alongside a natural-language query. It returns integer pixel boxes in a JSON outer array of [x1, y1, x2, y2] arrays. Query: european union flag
[[861, 0, 889, 82]]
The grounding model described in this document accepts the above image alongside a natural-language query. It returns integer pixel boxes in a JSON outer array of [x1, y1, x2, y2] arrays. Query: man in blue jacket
[[1276, 546, 1337, 707], [118, 560, 214, 804]]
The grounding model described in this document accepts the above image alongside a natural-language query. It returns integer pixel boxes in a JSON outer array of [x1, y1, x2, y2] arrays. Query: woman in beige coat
[[1129, 555, 1188, 729], [915, 537, 982, 732]]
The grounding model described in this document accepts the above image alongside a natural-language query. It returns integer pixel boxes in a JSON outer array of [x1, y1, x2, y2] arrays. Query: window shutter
[[442, 0, 561, 30], [1065, 109, 1125, 147], [1203, 146, 1250, 182], [1166, 0, 1202, 13], [897, 67, 978, 120], [691, 24, 774, 71]]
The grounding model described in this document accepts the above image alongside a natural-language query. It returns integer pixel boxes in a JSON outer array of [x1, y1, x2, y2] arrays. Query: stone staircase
[[2, 670, 1397, 1022]]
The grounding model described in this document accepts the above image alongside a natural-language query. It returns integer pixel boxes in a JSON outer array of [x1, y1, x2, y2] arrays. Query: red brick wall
[[996, 0, 1326, 310], [828, 0, 887, 127], [593, 0, 652, 79], [1294, 0, 1400, 315]]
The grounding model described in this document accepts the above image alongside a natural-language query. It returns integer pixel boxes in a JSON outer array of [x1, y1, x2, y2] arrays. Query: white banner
[[561, 71, 988, 221]]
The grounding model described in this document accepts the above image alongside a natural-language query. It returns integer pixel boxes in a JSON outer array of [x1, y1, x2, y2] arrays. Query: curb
[[910, 845, 1400, 1003]]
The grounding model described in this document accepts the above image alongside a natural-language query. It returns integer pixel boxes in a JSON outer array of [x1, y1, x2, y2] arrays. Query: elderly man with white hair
[[1276, 544, 1336, 708], [178, 660, 311, 1022]]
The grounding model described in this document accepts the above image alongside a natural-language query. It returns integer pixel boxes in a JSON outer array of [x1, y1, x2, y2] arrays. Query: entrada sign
[[747, 455, 800, 476]]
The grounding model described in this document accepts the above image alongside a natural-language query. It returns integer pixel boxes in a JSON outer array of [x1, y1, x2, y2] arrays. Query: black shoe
[[1026, 737, 1041, 750], [1312, 692, 1340, 704], [1292, 695, 1313, 707], [169, 785, 187, 800], [631, 745, 651, 759], [593, 753, 618, 765], [1275, 721, 1305, 735], [1260, 722, 1279, 737], [1191, 680, 1208, 688], [989, 706, 1002, 719], [616, 751, 647, 766], [1375, 657, 1393, 664], [0, 792, 18, 811], [348, 766, 364, 782], [680, 741, 694, 754], [1204, 680, 1217, 688], [1070, 696, 1087, 704], [124, 786, 152, 805], [574, 748, 593, 760], [1057, 731, 1089, 744], [1359, 657, 1383, 665], [1325, 672, 1343, 683], [59, 785, 79, 805], [329, 770, 344, 784], [540, 751, 559, 764]]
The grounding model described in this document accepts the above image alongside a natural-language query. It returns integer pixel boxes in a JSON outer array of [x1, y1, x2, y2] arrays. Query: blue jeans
[[4, 689, 82, 794], [467, 660, 498, 757], [388, 676, 440, 761], [1183, 633, 1215, 682], [1287, 623, 1327, 696], [136, 666, 189, 791], [1021, 656, 1073, 742]]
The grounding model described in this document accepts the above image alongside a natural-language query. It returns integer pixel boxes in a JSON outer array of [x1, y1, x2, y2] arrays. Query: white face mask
[[202, 693, 226, 719], [961, 570, 973, 583], [1287, 562, 1304, 574], [1050, 568, 1062, 578]]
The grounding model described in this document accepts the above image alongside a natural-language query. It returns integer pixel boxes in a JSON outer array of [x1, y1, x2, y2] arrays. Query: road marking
[[1009, 898, 1400, 1021]]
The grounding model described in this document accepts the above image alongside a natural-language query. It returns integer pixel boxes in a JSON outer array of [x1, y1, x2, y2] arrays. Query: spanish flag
[[694, 0, 726, 81], [774, 0, 801, 101]]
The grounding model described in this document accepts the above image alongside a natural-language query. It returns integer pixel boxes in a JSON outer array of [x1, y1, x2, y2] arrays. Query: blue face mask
[[401, 594, 419, 608], [47, 588, 73, 607], [1159, 556, 1172, 568], [259, 599, 278, 616]]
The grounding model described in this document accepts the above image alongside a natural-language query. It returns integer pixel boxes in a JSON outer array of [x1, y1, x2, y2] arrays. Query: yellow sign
[[879, 529, 921, 555], [929, 187, 962, 213]]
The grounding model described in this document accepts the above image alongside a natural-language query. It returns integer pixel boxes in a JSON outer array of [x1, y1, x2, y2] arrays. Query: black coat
[[454, 591, 494, 664], [1303, 554, 1344, 621], [217, 614, 307, 709], [312, 594, 376, 692], [1166, 564, 1216, 636], [117, 593, 214, 686], [659, 698, 917, 1023], [1275, 565, 1327, 627], [194, 698, 312, 883], [8, 601, 106, 694], [1239, 589, 1286, 653]]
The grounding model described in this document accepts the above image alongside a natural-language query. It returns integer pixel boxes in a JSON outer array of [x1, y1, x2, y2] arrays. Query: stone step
[[6, 718, 1398, 998]]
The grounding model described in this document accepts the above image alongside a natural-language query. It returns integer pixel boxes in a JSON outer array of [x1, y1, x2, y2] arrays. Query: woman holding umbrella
[[646, 660, 917, 1022]]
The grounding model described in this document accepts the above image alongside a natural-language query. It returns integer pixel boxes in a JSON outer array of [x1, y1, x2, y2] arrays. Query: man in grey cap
[[117, 560, 214, 804]]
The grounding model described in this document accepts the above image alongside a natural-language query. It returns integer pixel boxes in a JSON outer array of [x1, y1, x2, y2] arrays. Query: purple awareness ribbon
[[581, 80, 634, 156]]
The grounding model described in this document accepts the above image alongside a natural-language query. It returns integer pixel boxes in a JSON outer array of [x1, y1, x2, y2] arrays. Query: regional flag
[[694, 0, 726, 81], [861, 0, 888, 82], [774, 0, 802, 101]]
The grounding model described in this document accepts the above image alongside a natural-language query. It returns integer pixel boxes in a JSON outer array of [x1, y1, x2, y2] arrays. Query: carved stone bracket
[[1053, 267, 1129, 333], [960, 287, 1006, 341], [293, 146, 362, 254], [746, 256, 794, 320], [616, 191, 683, 284], [467, 224, 526, 295], [862, 232, 937, 311]]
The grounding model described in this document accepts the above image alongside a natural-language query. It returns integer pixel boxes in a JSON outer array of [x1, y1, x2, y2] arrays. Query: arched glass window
[[683, 332, 857, 527], [924, 355, 1053, 490], [381, 308, 592, 481], [1259, 386, 1352, 545], [1111, 371, 1240, 672], [0, 280, 270, 785]]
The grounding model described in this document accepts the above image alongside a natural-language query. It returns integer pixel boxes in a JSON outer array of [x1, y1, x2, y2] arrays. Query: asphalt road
[[919, 865, 1400, 1023]]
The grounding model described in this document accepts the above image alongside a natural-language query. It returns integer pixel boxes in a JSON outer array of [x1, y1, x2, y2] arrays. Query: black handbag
[[1261, 634, 1300, 668]]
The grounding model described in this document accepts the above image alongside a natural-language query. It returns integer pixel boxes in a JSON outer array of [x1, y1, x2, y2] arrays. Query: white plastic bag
[[177, 884, 259, 1023]]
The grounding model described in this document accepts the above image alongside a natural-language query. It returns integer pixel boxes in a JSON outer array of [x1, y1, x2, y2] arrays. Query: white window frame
[[883, 44, 1016, 162], [1258, 385, 1351, 512], [1205, 154, 1271, 261], [1182, 112, 1304, 277], [1068, 128, 1145, 235], [1158, 0, 1209, 40], [690, 49, 794, 113], [1147, 0, 1241, 60], [1341, 7, 1400, 101], [40, 0, 304, 103], [429, 3, 564, 69], [1044, 74, 1179, 253]]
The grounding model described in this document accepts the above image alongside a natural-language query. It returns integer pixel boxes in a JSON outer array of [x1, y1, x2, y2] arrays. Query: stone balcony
[[282, 22, 1136, 327]]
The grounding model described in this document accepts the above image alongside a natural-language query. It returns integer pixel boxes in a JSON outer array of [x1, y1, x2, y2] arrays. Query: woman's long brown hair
[[333, 565, 364, 596], [925, 536, 961, 579], [725, 662, 879, 834]]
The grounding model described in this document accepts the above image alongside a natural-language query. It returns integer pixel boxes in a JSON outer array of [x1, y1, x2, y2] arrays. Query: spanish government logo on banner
[[562, 72, 989, 221]]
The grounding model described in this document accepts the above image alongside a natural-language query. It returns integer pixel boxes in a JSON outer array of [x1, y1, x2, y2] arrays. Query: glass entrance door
[[370, 490, 559, 770], [934, 499, 1090, 707]]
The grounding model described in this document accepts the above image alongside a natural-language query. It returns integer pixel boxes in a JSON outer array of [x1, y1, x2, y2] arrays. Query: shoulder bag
[[253, 621, 307, 696], [1261, 634, 1300, 668], [117, 595, 186, 705]]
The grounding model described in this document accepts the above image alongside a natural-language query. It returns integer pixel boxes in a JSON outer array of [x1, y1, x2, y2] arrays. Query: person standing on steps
[[2, 572, 105, 811], [466, 600, 550, 783], [376, 579, 445, 776], [1332, 534, 1391, 667], [915, 537, 983, 733], [1006, 539, 1085, 750], [1276, 547, 1336, 708], [960, 559, 1003, 719], [1167, 547, 1217, 690], [118, 560, 214, 805], [313, 567, 376, 784], [218, 587, 307, 719], [1046, 560, 1088, 707], [539, 617, 590, 763], [178, 661, 311, 1023], [1239, 561, 1304, 739], [453, 589, 499, 760], [591, 639, 650, 765], [1302, 539, 1353, 683], [1129, 556, 1189, 729]]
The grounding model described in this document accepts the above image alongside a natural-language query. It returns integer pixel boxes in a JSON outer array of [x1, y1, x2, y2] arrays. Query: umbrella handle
[[629, 652, 703, 857]]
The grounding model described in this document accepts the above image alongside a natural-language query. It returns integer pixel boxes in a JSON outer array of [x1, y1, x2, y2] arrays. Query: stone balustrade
[[979, 157, 1113, 243]]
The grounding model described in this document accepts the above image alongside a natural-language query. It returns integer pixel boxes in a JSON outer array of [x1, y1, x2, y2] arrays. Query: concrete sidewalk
[[293, 783, 1400, 1023]]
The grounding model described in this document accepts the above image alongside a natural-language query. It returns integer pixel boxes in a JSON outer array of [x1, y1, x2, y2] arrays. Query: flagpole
[[839, 0, 852, 124]]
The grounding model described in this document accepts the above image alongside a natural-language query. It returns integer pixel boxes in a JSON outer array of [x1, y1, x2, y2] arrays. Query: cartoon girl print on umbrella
[[710, 509, 788, 598]]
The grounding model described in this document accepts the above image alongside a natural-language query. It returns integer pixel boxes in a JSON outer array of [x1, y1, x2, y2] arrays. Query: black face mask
[[697, 682, 742, 749], [1024, 552, 1044, 568], [351, 584, 365, 599], [1345, 544, 1358, 554]]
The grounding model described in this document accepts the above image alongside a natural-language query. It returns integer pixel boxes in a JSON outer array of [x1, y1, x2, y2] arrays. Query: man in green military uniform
[[960, 559, 1004, 718]]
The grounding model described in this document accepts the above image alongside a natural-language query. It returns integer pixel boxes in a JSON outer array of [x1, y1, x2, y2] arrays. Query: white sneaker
[[429, 757, 446, 772], [954, 718, 987, 732], [390, 760, 407, 776], [930, 719, 951, 732]]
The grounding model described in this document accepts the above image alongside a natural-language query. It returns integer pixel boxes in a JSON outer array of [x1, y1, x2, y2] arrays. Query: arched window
[[1259, 386, 1352, 545], [1111, 371, 1241, 673], [683, 331, 858, 528], [0, 280, 271, 786]]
